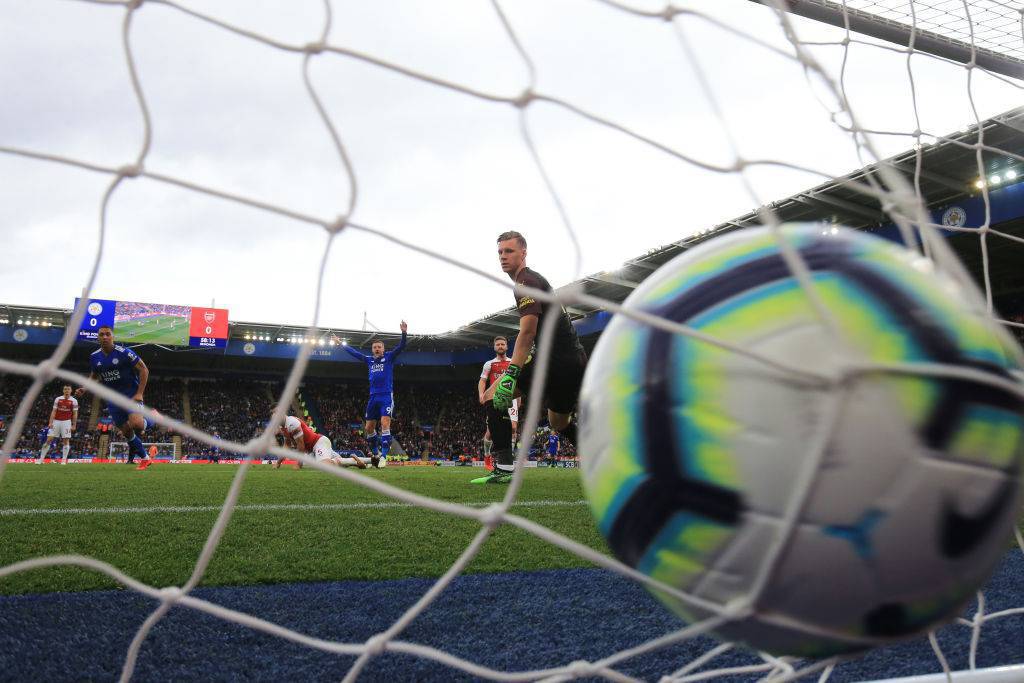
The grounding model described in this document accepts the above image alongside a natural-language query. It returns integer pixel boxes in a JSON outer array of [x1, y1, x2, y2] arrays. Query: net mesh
[[832, 0, 1024, 60], [1, 1, 1023, 681]]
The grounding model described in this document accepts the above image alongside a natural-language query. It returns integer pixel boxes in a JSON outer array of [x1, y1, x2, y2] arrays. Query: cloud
[[2, 0, 1021, 336]]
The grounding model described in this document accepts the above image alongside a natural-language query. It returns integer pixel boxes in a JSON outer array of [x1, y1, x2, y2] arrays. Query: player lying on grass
[[272, 409, 369, 470], [75, 325, 154, 470]]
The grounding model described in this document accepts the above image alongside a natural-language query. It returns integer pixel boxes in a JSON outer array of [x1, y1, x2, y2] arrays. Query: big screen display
[[75, 299, 229, 348]]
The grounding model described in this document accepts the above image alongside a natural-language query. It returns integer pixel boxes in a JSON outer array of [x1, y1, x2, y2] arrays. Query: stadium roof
[[749, 0, 1024, 80], [436, 106, 1024, 348], [3, 106, 1023, 353]]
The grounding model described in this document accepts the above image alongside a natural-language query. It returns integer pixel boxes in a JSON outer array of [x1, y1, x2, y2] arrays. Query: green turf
[[116, 315, 188, 345], [0, 465, 607, 595]]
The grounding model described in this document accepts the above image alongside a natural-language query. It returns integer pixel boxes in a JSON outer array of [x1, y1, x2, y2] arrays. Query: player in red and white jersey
[[39, 385, 78, 465], [478, 337, 520, 465], [274, 412, 369, 470]]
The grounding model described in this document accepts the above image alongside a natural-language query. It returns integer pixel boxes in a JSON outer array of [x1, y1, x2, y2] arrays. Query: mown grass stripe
[[0, 499, 589, 517]]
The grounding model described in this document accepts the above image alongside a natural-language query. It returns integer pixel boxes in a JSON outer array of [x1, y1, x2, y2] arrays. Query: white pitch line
[[0, 499, 590, 517]]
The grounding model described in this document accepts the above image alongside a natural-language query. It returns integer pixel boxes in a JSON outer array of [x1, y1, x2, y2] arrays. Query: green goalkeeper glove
[[492, 364, 520, 412]]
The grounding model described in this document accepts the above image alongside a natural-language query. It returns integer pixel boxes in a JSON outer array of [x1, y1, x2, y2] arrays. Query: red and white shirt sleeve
[[53, 396, 78, 421]]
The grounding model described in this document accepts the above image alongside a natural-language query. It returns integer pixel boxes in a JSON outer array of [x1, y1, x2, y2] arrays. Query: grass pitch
[[0, 465, 606, 595]]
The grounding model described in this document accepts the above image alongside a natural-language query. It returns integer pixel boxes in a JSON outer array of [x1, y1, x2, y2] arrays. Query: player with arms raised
[[273, 409, 368, 470], [477, 336, 519, 466], [332, 321, 407, 468], [475, 231, 586, 484], [38, 385, 78, 465], [75, 325, 153, 470]]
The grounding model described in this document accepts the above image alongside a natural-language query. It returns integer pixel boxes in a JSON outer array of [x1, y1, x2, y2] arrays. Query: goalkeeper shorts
[[516, 348, 587, 415]]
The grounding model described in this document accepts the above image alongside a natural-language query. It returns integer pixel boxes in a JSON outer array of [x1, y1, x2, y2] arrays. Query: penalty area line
[[0, 499, 589, 517]]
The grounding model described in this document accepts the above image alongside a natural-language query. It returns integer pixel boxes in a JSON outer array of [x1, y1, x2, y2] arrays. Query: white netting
[[1, 1, 1023, 681], [818, 0, 1024, 61]]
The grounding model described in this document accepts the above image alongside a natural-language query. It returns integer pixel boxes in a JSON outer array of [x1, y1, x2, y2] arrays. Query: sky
[[2, 0, 1022, 336]]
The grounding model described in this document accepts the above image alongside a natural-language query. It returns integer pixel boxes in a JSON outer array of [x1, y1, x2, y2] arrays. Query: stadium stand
[[1, 366, 582, 463], [300, 381, 374, 454], [427, 387, 484, 461], [95, 377, 185, 449], [180, 378, 275, 458], [0, 375, 98, 459]]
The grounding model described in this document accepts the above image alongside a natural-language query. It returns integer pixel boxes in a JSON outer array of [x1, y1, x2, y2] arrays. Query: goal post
[[872, 666, 1024, 683], [748, 0, 1024, 80]]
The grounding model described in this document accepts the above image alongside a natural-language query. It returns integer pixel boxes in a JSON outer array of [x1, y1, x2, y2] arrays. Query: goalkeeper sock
[[367, 431, 379, 456], [62, 444, 70, 462], [559, 422, 578, 447], [381, 431, 392, 457], [494, 447, 514, 474], [483, 437, 492, 456]]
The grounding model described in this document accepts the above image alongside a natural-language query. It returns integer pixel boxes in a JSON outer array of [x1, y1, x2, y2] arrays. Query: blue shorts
[[106, 398, 147, 432], [364, 394, 394, 421]]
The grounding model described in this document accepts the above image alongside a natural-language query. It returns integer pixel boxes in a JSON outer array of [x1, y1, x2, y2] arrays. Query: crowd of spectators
[[0, 376, 99, 458], [297, 381, 511, 461], [113, 301, 189, 323], [299, 382, 417, 455], [423, 387, 485, 460], [301, 382, 371, 453], [0, 374, 31, 419], [527, 425, 577, 461], [415, 387, 578, 462], [0, 371, 582, 462], [105, 377, 186, 445], [181, 379, 275, 458], [306, 381, 579, 462]]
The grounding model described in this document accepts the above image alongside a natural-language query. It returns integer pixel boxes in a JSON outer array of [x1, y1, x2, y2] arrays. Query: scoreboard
[[75, 298, 230, 349], [187, 306, 229, 348]]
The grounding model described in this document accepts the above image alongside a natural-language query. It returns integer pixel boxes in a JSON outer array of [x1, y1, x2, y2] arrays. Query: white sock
[[40, 443, 51, 458], [62, 444, 70, 462], [483, 438, 492, 456]]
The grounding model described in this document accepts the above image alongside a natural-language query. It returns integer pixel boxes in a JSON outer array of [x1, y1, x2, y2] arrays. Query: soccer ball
[[579, 224, 1024, 656]]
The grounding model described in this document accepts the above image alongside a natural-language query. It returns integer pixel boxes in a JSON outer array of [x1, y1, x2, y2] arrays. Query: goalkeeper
[[474, 231, 587, 484]]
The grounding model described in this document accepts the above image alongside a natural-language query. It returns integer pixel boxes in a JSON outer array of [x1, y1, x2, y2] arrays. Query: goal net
[[108, 441, 177, 461], [1, 1, 1022, 681]]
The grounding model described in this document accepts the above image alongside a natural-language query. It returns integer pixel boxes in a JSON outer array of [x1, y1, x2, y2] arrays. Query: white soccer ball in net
[[579, 223, 1024, 657]]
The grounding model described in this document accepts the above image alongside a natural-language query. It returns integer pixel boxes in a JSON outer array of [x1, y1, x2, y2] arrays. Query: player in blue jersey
[[546, 430, 559, 468], [75, 325, 154, 470], [332, 321, 408, 468]]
